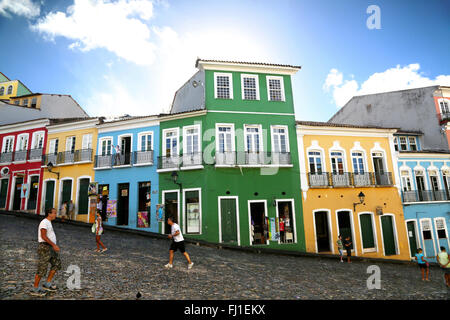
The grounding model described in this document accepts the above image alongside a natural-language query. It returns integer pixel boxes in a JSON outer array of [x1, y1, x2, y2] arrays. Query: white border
[[214, 72, 233, 99], [312, 209, 334, 253], [161, 189, 180, 235], [218, 196, 240, 246], [357, 212, 378, 253], [379, 213, 400, 256], [240, 74, 260, 101], [182, 187, 202, 235], [247, 200, 268, 246], [275, 199, 297, 244], [266, 75, 285, 102]]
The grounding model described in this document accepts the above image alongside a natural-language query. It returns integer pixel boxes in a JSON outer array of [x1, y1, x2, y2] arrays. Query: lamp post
[[47, 162, 59, 180], [353, 191, 365, 212]]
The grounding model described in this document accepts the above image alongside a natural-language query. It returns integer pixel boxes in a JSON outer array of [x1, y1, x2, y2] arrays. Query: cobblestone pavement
[[0, 214, 448, 300]]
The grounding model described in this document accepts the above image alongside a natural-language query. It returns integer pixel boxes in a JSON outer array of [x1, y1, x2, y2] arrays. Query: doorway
[[117, 183, 129, 225], [315, 211, 331, 252], [381, 215, 397, 255], [0, 178, 9, 209], [250, 201, 267, 245], [61, 180, 72, 210], [163, 191, 179, 234], [337, 210, 353, 250], [120, 136, 132, 165], [27, 176, 39, 211], [78, 178, 90, 215], [13, 177, 23, 210], [277, 201, 295, 243], [220, 197, 238, 244], [44, 180, 55, 213], [372, 152, 386, 185], [407, 221, 418, 258]]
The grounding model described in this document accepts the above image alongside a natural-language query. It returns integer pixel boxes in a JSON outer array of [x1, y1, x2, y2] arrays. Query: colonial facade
[[158, 59, 306, 251], [297, 121, 410, 261]]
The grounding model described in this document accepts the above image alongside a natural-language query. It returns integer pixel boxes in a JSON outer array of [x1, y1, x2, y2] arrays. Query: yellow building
[[0, 72, 33, 100], [41, 118, 100, 223], [297, 121, 410, 261]]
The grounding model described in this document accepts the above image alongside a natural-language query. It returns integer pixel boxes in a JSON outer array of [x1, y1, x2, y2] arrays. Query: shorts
[[37, 243, 62, 277], [442, 267, 450, 275], [338, 249, 343, 256], [418, 263, 427, 269], [170, 240, 186, 253], [346, 250, 352, 257]]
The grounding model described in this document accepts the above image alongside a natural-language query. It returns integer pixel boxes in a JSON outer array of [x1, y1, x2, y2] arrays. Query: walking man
[[164, 216, 194, 270], [436, 246, 450, 287], [31, 208, 62, 296]]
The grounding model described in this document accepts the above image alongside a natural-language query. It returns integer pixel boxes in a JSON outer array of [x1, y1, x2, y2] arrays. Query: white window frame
[[419, 218, 436, 258], [248, 200, 269, 246], [98, 137, 113, 156], [400, 169, 413, 191], [218, 196, 240, 246], [330, 150, 346, 174], [434, 217, 450, 248], [215, 123, 235, 153], [7, 85, 12, 95], [31, 131, 45, 150], [138, 131, 154, 152], [351, 151, 366, 174], [358, 212, 378, 253], [240, 74, 260, 101], [214, 72, 233, 99], [49, 138, 59, 155], [16, 133, 29, 151], [65, 136, 76, 153], [266, 75, 285, 102], [393, 137, 399, 151], [438, 98, 450, 114], [182, 187, 202, 235], [2, 136, 15, 153], [244, 124, 263, 153], [163, 128, 179, 157], [270, 125, 290, 153], [399, 136, 408, 151], [379, 213, 400, 256], [312, 209, 334, 254], [82, 133, 93, 150], [335, 209, 358, 255], [427, 168, 442, 191], [408, 136, 417, 151], [308, 150, 324, 174], [182, 124, 201, 155], [275, 199, 297, 245]]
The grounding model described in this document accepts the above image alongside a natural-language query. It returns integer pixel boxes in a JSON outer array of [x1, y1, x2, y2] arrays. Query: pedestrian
[[101, 191, 108, 222], [337, 235, 344, 263], [343, 236, 352, 263], [414, 248, 430, 281], [92, 210, 107, 253], [114, 144, 121, 165], [164, 216, 194, 269], [67, 200, 74, 220], [436, 246, 449, 287], [279, 216, 285, 243], [60, 201, 68, 222], [31, 208, 62, 296]]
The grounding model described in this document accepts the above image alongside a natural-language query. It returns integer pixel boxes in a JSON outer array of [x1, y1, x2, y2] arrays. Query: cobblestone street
[[0, 214, 448, 300]]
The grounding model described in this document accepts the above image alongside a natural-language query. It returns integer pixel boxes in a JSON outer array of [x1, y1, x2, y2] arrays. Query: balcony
[[75, 149, 93, 162], [215, 151, 236, 166], [14, 150, 27, 162], [402, 190, 450, 203], [441, 112, 450, 123], [308, 172, 394, 188], [133, 150, 154, 165], [113, 153, 132, 166], [58, 151, 75, 164], [157, 155, 180, 170], [0, 152, 13, 164], [182, 152, 203, 167], [28, 148, 44, 161], [95, 155, 113, 169], [215, 151, 292, 166]]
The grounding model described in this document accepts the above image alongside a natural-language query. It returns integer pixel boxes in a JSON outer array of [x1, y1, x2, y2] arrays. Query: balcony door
[[120, 136, 131, 165], [372, 152, 387, 185], [415, 171, 427, 201]]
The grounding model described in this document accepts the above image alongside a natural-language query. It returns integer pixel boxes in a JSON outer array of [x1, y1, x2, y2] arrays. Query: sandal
[[101, 248, 108, 253]]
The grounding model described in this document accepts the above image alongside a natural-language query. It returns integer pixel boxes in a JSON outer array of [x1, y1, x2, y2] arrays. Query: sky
[[0, 0, 449, 121]]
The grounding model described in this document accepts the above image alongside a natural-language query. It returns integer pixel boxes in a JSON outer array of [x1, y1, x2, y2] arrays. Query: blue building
[[94, 116, 160, 233], [396, 135, 450, 262]]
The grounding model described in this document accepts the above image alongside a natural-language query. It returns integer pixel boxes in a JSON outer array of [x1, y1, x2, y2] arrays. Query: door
[[360, 214, 375, 250], [78, 178, 90, 215], [121, 137, 131, 165], [420, 219, 435, 258], [13, 177, 23, 210], [381, 215, 396, 255], [337, 211, 353, 250], [61, 180, 72, 207], [117, 183, 129, 225], [27, 176, 39, 210], [0, 179, 9, 208], [416, 175, 426, 201], [44, 181, 55, 213], [372, 153, 385, 185], [250, 202, 266, 245], [407, 221, 418, 258], [164, 191, 178, 234], [315, 211, 330, 252], [220, 198, 238, 244]]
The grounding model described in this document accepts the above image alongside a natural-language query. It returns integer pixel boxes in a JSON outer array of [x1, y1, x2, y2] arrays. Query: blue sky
[[0, 0, 449, 120]]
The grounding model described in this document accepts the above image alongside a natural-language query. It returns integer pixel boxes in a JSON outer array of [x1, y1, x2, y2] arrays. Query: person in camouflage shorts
[[37, 242, 62, 277]]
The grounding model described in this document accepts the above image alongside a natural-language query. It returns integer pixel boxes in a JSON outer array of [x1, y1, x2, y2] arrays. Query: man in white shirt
[[165, 216, 194, 269], [31, 208, 62, 296]]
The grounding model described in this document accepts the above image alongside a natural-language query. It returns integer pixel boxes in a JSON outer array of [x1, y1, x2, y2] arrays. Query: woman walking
[[93, 211, 107, 253]]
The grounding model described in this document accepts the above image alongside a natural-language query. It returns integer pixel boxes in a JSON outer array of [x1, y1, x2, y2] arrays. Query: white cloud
[[324, 64, 450, 108], [31, 0, 157, 66], [0, 0, 40, 18]]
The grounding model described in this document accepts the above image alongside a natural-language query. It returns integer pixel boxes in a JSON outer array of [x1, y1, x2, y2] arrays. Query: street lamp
[[353, 191, 365, 211], [47, 162, 60, 179], [171, 171, 181, 188]]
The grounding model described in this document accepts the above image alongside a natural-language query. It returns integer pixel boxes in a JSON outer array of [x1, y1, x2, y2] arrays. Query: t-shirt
[[337, 239, 344, 249], [38, 218, 57, 244], [343, 239, 352, 251], [438, 252, 449, 268], [279, 220, 285, 232], [415, 253, 425, 264], [171, 223, 184, 242]]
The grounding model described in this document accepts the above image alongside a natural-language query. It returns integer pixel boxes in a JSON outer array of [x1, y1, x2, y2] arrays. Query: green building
[[158, 59, 305, 251]]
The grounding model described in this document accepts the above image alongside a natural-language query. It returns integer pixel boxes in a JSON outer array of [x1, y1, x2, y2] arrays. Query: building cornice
[[47, 118, 100, 134], [0, 119, 49, 134], [197, 61, 300, 75]]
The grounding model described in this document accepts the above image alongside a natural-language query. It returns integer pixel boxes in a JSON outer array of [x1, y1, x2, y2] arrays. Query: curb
[[0, 210, 438, 268]]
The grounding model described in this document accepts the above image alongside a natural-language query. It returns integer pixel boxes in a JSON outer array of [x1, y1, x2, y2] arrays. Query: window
[[23, 99, 28, 107], [185, 189, 201, 234], [101, 139, 112, 156], [401, 170, 412, 191], [184, 126, 200, 155], [271, 126, 289, 153], [217, 125, 234, 153], [7, 85, 12, 95], [66, 136, 76, 153], [245, 126, 261, 153], [16, 134, 28, 151], [49, 139, 59, 155], [14, 100, 19, 105], [139, 133, 153, 152], [421, 220, 432, 240], [408, 137, 417, 151], [82, 134, 93, 150], [330, 151, 345, 174], [267, 76, 285, 101], [137, 182, 151, 228], [2, 136, 14, 153], [429, 170, 440, 191], [32, 132, 45, 149], [308, 151, 322, 174], [399, 137, 407, 151], [435, 218, 447, 239], [0, 87, 4, 95], [214, 73, 233, 99], [352, 152, 365, 173], [164, 129, 178, 157], [241, 74, 259, 100], [440, 99, 450, 114], [394, 137, 398, 151], [31, 97, 37, 108]]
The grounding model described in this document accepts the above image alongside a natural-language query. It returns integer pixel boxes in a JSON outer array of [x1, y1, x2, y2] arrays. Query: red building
[[0, 119, 49, 214]]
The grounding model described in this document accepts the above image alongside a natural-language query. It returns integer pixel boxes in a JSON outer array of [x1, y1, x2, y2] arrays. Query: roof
[[48, 117, 99, 126], [399, 150, 450, 155], [395, 130, 424, 135], [99, 114, 160, 125], [296, 120, 399, 130], [195, 58, 301, 70], [0, 72, 10, 81]]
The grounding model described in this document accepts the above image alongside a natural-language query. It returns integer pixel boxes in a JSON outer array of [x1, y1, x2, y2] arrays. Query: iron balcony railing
[[14, 150, 27, 162], [441, 112, 450, 122], [58, 151, 75, 164], [28, 148, 44, 161], [402, 190, 450, 203], [308, 172, 394, 188], [42, 153, 57, 166], [74, 149, 93, 162], [95, 155, 113, 169], [0, 152, 13, 163], [133, 150, 154, 165], [182, 152, 203, 167], [158, 155, 181, 170], [113, 152, 132, 166], [215, 151, 236, 165], [215, 151, 292, 166]]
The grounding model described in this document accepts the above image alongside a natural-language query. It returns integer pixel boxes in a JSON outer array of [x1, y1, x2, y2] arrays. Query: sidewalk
[[0, 209, 432, 267]]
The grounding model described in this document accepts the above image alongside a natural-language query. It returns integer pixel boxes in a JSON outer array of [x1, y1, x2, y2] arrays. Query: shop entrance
[[163, 191, 178, 234], [250, 201, 267, 245], [277, 201, 295, 243], [27, 176, 39, 211], [315, 211, 331, 252], [337, 210, 353, 250], [0, 178, 9, 209], [117, 183, 129, 225], [13, 177, 23, 210]]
